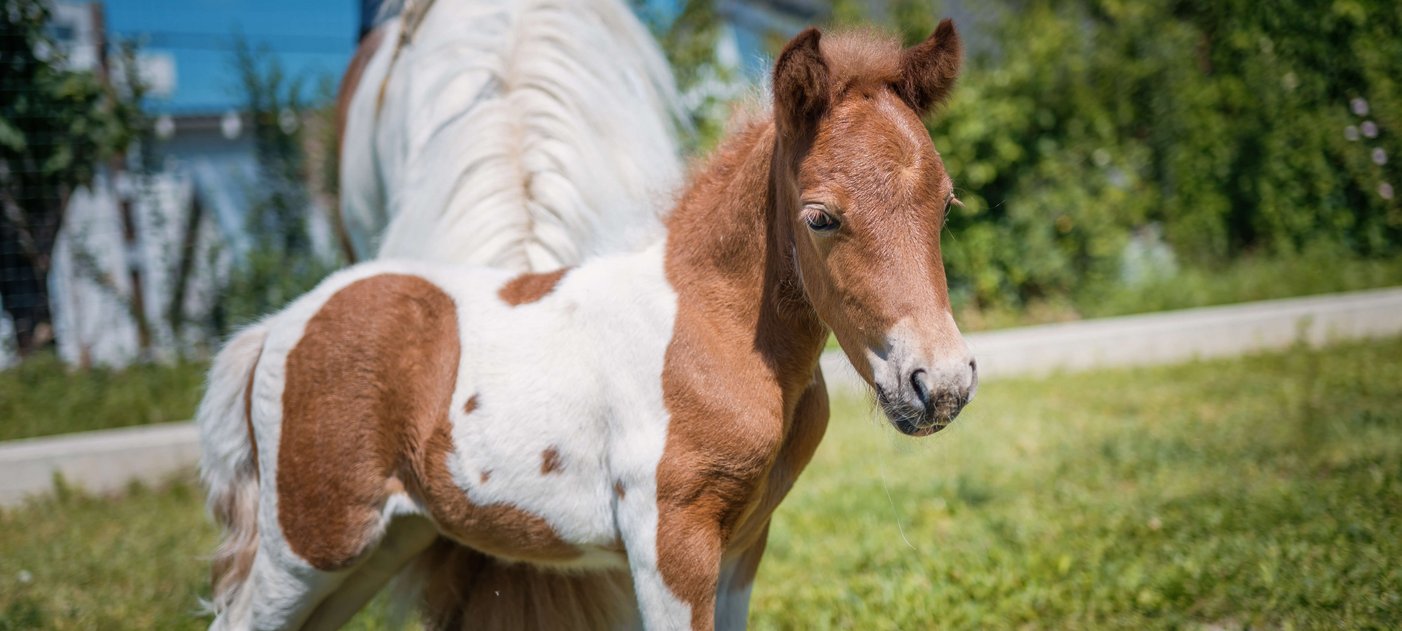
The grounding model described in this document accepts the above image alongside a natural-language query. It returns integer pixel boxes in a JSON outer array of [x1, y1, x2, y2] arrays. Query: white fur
[[205, 245, 696, 628], [340, 0, 684, 270], [196, 323, 267, 628]]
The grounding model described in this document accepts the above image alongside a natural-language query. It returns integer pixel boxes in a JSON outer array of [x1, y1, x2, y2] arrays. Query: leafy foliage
[[0, 0, 142, 353], [832, 0, 1402, 311], [213, 40, 337, 332]]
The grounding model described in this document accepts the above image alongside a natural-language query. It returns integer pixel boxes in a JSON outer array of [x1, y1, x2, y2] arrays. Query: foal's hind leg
[[299, 514, 438, 630], [224, 545, 347, 631], [212, 493, 423, 630]]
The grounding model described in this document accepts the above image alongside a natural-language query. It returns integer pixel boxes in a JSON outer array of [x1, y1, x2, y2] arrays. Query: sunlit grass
[[1, 338, 1398, 629], [752, 337, 1402, 629], [0, 352, 207, 442]]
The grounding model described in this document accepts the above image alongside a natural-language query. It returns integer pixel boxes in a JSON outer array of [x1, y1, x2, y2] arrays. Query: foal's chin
[[877, 401, 958, 437]]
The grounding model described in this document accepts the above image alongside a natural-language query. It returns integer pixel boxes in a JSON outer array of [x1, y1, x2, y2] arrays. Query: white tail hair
[[196, 323, 267, 626], [341, 0, 685, 271]]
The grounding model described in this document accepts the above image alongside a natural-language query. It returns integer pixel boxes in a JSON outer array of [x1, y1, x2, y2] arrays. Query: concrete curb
[[5, 287, 1402, 507], [0, 422, 199, 507]]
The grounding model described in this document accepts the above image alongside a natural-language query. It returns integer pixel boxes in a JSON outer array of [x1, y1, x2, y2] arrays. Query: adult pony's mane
[[342, 0, 684, 270]]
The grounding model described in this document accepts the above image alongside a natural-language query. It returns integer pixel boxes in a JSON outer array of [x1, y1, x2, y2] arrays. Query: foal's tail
[[196, 323, 268, 624]]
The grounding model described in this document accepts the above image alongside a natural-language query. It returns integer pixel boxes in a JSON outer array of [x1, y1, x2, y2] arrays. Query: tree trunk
[[0, 190, 58, 356]]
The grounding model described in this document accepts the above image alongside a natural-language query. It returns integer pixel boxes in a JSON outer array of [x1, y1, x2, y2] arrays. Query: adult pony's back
[[337, 0, 683, 269]]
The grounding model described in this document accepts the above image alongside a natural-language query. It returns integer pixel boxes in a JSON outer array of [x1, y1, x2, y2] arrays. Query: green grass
[[0, 352, 207, 442], [2, 338, 1399, 629], [752, 338, 1402, 629], [0, 477, 404, 631]]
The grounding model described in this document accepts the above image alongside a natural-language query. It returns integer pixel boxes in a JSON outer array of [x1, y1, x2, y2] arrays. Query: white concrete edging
[[4, 287, 1402, 507], [0, 421, 199, 507]]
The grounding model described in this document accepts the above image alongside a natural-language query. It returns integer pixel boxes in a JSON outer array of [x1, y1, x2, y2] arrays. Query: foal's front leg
[[621, 496, 728, 631]]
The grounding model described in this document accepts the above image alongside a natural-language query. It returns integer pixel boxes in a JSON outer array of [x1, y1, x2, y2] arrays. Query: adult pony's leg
[[299, 513, 438, 630], [713, 523, 769, 631]]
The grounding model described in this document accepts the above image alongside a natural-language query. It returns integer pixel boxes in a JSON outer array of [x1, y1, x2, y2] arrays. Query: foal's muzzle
[[876, 357, 978, 436]]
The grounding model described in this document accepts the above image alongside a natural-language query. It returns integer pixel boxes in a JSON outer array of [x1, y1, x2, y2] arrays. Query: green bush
[[841, 1, 1402, 311]]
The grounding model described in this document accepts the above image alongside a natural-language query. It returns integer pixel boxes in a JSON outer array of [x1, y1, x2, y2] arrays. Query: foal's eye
[[803, 205, 840, 233]]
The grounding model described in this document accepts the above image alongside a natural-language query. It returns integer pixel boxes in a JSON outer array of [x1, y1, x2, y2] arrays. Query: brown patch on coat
[[613, 481, 626, 499], [541, 447, 564, 475], [411, 540, 638, 630], [462, 394, 478, 416], [652, 26, 959, 628], [479, 470, 491, 484], [277, 274, 575, 571], [497, 268, 569, 306]]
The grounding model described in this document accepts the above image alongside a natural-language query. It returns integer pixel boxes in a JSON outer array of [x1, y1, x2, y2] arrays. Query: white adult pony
[[200, 22, 975, 630], [336, 0, 683, 269]]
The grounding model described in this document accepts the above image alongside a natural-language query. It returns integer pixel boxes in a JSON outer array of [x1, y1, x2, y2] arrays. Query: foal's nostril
[[910, 369, 932, 412]]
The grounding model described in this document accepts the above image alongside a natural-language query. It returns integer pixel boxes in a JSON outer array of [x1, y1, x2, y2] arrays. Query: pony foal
[[200, 21, 975, 631]]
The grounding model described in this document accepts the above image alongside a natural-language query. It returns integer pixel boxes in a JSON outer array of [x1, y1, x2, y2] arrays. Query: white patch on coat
[[213, 248, 698, 626]]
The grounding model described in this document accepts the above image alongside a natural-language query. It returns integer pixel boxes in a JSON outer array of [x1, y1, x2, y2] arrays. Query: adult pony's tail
[[196, 323, 268, 625], [400, 540, 637, 630]]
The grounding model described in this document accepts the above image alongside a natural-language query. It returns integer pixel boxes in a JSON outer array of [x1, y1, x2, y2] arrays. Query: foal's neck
[[663, 118, 828, 397]]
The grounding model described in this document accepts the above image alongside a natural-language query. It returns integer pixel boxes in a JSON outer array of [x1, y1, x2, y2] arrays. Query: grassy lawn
[[2, 337, 1399, 629], [0, 352, 207, 442]]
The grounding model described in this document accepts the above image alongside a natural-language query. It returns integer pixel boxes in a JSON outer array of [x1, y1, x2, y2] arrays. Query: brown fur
[[498, 268, 569, 306], [653, 26, 961, 628], [277, 274, 574, 571], [541, 447, 564, 475]]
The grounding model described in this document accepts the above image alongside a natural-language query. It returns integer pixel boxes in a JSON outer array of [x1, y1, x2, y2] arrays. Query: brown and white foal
[[198, 21, 975, 631]]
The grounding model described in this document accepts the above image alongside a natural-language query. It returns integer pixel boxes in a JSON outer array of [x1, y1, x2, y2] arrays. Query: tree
[[0, 0, 141, 355], [213, 38, 336, 332]]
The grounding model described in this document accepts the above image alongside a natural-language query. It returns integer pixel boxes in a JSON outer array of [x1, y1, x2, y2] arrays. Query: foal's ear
[[896, 18, 963, 115], [773, 28, 830, 140]]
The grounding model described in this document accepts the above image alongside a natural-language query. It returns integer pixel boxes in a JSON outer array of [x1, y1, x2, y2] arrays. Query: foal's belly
[[424, 399, 630, 571]]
